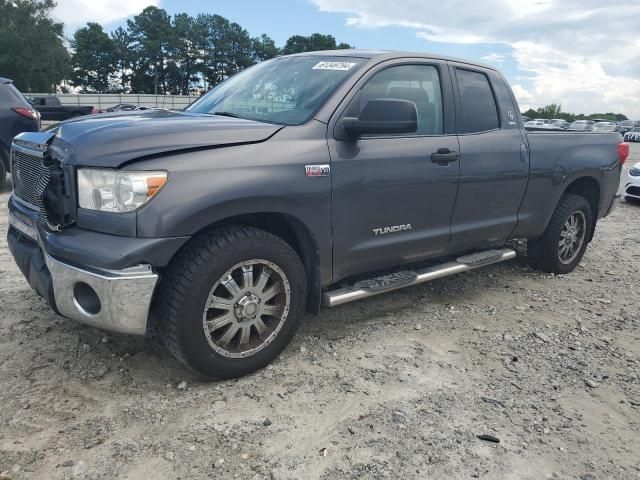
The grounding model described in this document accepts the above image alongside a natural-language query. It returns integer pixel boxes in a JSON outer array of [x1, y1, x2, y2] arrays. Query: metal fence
[[27, 93, 201, 110]]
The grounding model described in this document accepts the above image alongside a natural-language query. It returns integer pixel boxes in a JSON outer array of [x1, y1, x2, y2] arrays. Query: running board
[[323, 248, 516, 308]]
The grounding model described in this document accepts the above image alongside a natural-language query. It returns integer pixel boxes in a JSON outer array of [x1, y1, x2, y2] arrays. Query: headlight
[[77, 169, 168, 213], [630, 167, 640, 177]]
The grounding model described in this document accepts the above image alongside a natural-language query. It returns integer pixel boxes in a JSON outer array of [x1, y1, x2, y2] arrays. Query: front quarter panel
[[132, 120, 333, 283]]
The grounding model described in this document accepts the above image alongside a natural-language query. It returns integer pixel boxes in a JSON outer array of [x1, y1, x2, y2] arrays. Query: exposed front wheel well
[[563, 177, 600, 242]]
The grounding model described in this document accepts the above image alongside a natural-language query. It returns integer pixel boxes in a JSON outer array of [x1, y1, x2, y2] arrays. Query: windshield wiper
[[212, 111, 245, 119]]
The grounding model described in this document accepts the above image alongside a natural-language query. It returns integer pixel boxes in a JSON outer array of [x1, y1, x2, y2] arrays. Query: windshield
[[621, 120, 636, 126], [187, 56, 365, 125]]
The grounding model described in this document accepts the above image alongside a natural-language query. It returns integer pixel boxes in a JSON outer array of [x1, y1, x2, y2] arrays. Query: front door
[[328, 61, 460, 281]]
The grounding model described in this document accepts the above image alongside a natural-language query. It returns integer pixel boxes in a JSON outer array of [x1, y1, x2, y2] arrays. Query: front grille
[[11, 149, 51, 213]]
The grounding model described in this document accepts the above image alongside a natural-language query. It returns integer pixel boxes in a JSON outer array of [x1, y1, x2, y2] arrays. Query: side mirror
[[342, 99, 418, 136]]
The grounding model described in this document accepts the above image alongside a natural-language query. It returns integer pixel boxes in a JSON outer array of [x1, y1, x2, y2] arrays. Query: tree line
[[0, 0, 353, 94], [522, 103, 628, 122]]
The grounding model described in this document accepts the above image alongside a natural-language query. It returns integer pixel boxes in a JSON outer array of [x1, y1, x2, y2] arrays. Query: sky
[[52, 0, 640, 118]]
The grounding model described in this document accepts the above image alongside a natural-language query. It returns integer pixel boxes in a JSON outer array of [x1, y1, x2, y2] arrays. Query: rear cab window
[[455, 68, 500, 134]]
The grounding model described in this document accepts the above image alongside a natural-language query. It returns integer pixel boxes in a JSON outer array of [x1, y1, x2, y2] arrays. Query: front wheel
[[527, 194, 593, 274], [156, 226, 307, 379]]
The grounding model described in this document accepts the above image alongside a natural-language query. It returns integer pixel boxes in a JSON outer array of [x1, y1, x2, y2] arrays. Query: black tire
[[527, 193, 593, 274], [156, 225, 307, 379], [0, 160, 6, 187]]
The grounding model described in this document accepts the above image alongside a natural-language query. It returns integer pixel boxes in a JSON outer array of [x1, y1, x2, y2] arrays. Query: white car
[[625, 162, 640, 201]]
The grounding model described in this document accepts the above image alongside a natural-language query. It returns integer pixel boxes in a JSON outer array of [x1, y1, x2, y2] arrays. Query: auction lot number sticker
[[312, 61, 357, 71]]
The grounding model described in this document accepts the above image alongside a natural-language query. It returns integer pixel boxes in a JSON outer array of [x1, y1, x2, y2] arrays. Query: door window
[[351, 64, 444, 135], [456, 69, 500, 133]]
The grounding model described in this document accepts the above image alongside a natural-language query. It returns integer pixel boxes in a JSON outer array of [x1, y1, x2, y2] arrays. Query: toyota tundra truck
[[6, 51, 628, 379]]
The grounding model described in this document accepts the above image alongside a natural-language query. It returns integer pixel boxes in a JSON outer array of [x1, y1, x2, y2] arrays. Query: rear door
[[446, 64, 528, 253], [328, 59, 460, 281]]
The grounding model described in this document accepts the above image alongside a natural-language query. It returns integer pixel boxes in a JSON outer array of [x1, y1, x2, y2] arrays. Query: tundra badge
[[373, 224, 412, 236]]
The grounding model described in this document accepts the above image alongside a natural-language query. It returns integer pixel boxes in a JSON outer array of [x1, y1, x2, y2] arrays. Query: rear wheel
[[527, 194, 593, 274], [156, 225, 307, 379]]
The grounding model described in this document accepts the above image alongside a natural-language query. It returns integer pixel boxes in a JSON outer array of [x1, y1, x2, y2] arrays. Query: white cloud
[[53, 0, 160, 27], [480, 52, 506, 65], [311, 0, 640, 118]]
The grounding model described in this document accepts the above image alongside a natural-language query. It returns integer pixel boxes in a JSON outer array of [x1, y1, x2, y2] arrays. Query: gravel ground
[[0, 145, 639, 480]]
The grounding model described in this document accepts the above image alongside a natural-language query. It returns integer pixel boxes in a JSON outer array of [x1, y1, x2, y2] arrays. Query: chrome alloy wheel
[[202, 259, 291, 358], [558, 211, 586, 265]]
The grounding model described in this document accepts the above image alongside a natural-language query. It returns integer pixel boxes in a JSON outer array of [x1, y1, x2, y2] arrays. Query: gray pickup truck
[[7, 51, 628, 378]]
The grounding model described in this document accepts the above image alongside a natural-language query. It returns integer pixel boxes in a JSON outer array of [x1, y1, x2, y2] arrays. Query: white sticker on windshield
[[312, 61, 357, 71]]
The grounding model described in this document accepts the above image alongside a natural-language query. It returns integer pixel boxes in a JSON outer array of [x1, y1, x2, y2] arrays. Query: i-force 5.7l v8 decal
[[305, 165, 331, 177], [372, 224, 412, 236]]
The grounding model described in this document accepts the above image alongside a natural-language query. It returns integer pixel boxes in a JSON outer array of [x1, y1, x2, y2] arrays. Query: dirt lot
[[1, 146, 639, 480]]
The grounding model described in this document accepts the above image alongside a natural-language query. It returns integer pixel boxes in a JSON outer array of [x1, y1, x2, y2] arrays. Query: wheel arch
[[181, 212, 323, 315], [562, 176, 600, 242]]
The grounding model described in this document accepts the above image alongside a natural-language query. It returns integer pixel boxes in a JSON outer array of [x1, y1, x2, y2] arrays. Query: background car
[[624, 127, 640, 142], [619, 120, 639, 135], [0, 77, 40, 184], [524, 120, 547, 127], [28, 96, 95, 121], [105, 103, 138, 112], [594, 122, 621, 133], [104, 103, 150, 112], [569, 120, 595, 131], [549, 120, 570, 129], [624, 162, 640, 203]]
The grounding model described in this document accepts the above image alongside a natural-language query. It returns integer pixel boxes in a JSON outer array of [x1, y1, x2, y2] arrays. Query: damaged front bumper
[[8, 209, 158, 335]]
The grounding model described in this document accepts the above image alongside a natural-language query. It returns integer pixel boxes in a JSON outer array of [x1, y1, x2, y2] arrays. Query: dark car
[[0, 77, 40, 184], [29, 96, 95, 121], [7, 51, 626, 379], [105, 103, 150, 112]]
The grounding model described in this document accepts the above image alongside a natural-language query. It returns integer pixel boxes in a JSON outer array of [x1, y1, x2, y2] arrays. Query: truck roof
[[0, 77, 12, 84], [286, 49, 497, 72]]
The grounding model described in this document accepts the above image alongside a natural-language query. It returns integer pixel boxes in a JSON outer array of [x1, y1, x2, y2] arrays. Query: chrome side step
[[323, 248, 516, 308]]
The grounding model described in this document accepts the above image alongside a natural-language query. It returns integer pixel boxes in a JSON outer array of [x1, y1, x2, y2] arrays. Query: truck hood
[[51, 109, 284, 167]]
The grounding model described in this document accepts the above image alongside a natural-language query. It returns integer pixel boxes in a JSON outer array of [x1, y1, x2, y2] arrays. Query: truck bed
[[513, 130, 623, 239]]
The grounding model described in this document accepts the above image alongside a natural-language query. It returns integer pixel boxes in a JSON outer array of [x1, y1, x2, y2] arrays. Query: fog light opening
[[73, 282, 101, 316]]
